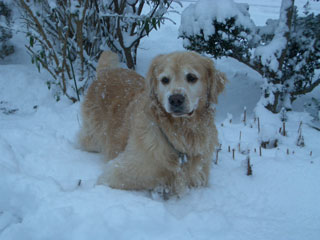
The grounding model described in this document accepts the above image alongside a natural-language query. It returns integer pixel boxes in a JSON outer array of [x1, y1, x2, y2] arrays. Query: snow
[[254, 0, 293, 73], [1, 1, 320, 240], [254, 36, 287, 72], [179, 0, 255, 40]]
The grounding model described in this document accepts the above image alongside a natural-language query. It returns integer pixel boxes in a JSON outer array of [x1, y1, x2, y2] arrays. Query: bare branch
[[292, 78, 320, 96]]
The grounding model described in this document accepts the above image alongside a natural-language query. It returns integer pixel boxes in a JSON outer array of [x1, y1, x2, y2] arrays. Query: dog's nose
[[169, 94, 185, 107]]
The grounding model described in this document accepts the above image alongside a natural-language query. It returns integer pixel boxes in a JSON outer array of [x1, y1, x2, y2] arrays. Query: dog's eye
[[161, 77, 170, 85], [186, 73, 198, 83]]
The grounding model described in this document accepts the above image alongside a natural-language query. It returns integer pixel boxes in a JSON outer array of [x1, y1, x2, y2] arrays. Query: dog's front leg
[[97, 142, 164, 191]]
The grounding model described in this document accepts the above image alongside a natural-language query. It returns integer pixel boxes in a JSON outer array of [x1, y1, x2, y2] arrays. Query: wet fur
[[78, 51, 227, 196]]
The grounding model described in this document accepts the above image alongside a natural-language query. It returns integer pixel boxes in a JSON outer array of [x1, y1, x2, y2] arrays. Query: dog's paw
[[97, 160, 128, 189], [96, 169, 109, 186], [150, 186, 172, 200]]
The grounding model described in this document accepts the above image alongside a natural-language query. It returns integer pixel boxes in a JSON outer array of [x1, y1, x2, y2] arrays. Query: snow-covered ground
[[1, 1, 320, 239]]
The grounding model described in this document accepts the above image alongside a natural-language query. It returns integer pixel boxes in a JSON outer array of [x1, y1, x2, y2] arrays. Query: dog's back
[[79, 51, 145, 159]]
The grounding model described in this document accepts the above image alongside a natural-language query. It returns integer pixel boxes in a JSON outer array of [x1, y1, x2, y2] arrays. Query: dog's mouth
[[170, 109, 194, 118], [163, 94, 196, 118]]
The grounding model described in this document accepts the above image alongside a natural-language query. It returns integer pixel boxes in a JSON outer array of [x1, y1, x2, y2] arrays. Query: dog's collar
[[157, 124, 188, 166]]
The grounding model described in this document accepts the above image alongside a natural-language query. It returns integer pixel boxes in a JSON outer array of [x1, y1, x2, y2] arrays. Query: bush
[[17, 0, 178, 102], [0, 1, 14, 59], [179, 0, 320, 113]]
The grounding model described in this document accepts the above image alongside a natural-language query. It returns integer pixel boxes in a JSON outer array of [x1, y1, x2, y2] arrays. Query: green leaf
[[152, 18, 157, 30], [40, 51, 44, 59], [35, 57, 41, 72], [145, 20, 149, 35], [30, 36, 34, 47]]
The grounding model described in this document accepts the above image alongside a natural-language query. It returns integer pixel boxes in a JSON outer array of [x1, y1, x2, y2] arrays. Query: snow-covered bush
[[305, 98, 320, 122], [17, 0, 178, 102], [17, 0, 100, 102], [179, 0, 320, 113], [259, 128, 279, 149], [179, 0, 256, 63], [0, 1, 14, 59], [99, 0, 178, 70]]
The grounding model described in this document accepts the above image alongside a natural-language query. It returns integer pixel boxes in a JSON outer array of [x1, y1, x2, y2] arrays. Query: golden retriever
[[78, 51, 226, 197]]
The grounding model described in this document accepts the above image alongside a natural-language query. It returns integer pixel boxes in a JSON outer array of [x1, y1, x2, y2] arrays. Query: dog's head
[[147, 52, 226, 117]]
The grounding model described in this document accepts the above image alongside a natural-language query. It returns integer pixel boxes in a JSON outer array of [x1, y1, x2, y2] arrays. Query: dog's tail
[[97, 51, 120, 75]]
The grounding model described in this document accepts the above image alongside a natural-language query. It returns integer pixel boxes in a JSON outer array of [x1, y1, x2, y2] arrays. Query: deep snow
[[1, 1, 320, 240]]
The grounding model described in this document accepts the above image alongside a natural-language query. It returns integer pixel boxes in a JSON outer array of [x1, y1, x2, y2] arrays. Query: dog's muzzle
[[168, 94, 193, 116]]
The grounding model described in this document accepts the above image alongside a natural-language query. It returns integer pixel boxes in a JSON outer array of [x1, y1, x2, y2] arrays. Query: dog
[[78, 51, 226, 196]]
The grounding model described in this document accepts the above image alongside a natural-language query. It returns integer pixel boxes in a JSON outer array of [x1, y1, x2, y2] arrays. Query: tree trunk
[[123, 47, 135, 70], [265, 92, 281, 113]]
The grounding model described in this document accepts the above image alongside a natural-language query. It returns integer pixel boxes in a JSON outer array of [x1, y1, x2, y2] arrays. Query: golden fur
[[78, 51, 227, 196]]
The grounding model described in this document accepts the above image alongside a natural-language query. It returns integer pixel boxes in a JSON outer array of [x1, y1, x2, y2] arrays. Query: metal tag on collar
[[178, 152, 188, 165]]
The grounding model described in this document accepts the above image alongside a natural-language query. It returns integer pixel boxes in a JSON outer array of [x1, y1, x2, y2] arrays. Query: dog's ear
[[202, 56, 227, 105], [146, 54, 165, 99]]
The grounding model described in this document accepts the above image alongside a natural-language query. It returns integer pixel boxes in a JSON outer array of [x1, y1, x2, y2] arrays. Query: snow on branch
[[16, 0, 180, 102], [179, 0, 320, 113]]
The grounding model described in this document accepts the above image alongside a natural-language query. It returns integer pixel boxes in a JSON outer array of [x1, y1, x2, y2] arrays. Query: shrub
[[0, 1, 14, 59], [17, 0, 178, 102], [179, 0, 320, 113]]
